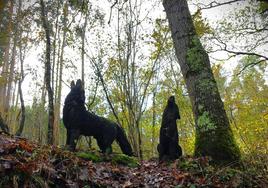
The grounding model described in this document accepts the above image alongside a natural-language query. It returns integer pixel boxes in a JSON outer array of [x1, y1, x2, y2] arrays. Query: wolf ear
[[168, 96, 175, 103], [71, 80, 75, 89], [76, 79, 83, 89]]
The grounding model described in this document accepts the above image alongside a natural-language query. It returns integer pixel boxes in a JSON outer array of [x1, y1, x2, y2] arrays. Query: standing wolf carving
[[63, 79, 133, 156]]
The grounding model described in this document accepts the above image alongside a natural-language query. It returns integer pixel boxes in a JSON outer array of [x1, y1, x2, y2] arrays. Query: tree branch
[[108, 0, 118, 25], [209, 36, 268, 74], [87, 78, 99, 109], [236, 59, 266, 76], [194, 0, 244, 10], [212, 36, 268, 61], [88, 55, 122, 126]]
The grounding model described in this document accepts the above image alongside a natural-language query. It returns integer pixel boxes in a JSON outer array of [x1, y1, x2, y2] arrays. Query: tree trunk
[[16, 0, 25, 136], [152, 90, 156, 156], [36, 81, 47, 144], [54, 33, 61, 104], [81, 9, 88, 84], [40, 0, 54, 145], [51, 0, 60, 94], [163, 0, 240, 163], [0, 1, 13, 133], [0, 0, 12, 108], [16, 78, 25, 136], [54, 2, 68, 145], [5, 33, 18, 114]]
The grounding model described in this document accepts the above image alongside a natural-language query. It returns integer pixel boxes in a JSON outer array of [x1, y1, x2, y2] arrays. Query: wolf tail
[[115, 124, 133, 156]]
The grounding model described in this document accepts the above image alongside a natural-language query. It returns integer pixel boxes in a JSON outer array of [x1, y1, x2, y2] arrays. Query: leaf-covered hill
[[0, 132, 267, 187]]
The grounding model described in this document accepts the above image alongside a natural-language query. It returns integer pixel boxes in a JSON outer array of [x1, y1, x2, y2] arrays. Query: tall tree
[[15, 0, 26, 136], [5, 0, 21, 128], [162, 0, 240, 163], [40, 0, 54, 145], [53, 1, 68, 144], [0, 0, 13, 133], [80, 0, 89, 84]]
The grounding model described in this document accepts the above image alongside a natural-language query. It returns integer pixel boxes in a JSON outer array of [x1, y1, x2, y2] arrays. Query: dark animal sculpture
[[157, 96, 182, 161], [63, 79, 133, 156]]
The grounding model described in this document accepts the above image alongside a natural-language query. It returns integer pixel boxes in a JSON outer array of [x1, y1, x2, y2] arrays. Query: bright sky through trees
[[21, 0, 267, 107]]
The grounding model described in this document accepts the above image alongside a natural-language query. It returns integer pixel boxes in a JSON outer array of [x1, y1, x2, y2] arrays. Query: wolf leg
[[168, 141, 182, 159], [69, 129, 80, 151], [96, 137, 112, 154], [104, 145, 113, 154], [96, 137, 105, 153], [115, 124, 133, 156], [157, 143, 169, 161], [66, 129, 70, 145]]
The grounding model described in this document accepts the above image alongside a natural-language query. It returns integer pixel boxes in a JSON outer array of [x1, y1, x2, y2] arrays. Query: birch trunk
[[40, 0, 54, 145], [53, 2, 68, 144]]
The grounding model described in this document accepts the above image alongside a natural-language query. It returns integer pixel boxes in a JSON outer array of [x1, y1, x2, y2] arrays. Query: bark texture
[[40, 0, 55, 145], [163, 0, 240, 163]]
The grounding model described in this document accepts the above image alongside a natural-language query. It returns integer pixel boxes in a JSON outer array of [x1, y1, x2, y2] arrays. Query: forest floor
[[0, 132, 267, 188]]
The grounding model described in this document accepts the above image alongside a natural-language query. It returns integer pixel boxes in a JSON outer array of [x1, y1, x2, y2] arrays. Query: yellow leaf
[[264, 113, 268, 120]]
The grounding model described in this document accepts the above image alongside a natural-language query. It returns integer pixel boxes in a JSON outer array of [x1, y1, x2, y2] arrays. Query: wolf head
[[167, 95, 180, 119], [65, 79, 85, 106]]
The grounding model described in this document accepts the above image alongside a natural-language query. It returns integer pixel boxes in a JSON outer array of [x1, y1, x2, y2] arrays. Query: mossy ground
[[76, 150, 139, 167], [111, 153, 139, 168]]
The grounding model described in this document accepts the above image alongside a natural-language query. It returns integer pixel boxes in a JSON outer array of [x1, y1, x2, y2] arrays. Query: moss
[[197, 111, 216, 132], [186, 35, 206, 72], [197, 78, 216, 91], [198, 104, 204, 111], [195, 126, 241, 164], [76, 151, 102, 162], [111, 154, 139, 168], [76, 151, 139, 167]]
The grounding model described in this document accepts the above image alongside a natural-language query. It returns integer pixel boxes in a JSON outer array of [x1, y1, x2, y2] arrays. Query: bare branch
[[224, 49, 268, 61], [212, 36, 268, 61], [87, 78, 99, 109], [236, 59, 266, 76], [108, 0, 118, 25], [193, 0, 244, 10], [88, 55, 122, 126], [208, 36, 267, 74]]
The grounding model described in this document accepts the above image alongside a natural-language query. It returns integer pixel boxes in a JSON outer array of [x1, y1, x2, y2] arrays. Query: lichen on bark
[[186, 35, 206, 72], [197, 111, 216, 132]]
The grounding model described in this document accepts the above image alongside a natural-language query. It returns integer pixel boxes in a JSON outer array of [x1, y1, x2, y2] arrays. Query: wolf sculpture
[[63, 79, 133, 156], [157, 96, 182, 161]]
